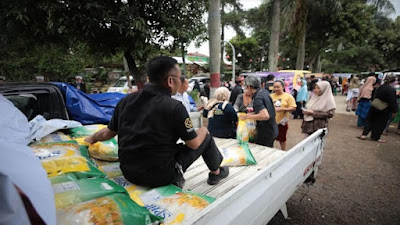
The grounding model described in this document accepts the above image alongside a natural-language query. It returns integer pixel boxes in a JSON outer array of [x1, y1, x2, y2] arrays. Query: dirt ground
[[277, 95, 400, 225]]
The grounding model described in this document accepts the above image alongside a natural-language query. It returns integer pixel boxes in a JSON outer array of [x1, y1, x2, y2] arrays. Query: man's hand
[[276, 107, 283, 112], [84, 135, 97, 144], [84, 127, 117, 144], [239, 114, 249, 120]]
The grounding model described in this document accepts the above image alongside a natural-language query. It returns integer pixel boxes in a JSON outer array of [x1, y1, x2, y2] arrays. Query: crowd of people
[[201, 73, 337, 150]]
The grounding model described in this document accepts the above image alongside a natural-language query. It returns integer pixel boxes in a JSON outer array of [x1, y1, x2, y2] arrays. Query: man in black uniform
[[229, 76, 244, 104], [239, 75, 278, 147], [85, 56, 228, 188]]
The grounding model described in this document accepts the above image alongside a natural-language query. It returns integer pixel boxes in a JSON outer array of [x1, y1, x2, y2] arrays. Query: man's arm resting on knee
[[85, 128, 117, 144], [185, 127, 209, 150]]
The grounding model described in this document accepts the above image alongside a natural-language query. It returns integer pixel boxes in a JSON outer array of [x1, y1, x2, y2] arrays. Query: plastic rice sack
[[140, 185, 215, 225], [49, 173, 78, 185], [69, 124, 107, 138], [56, 193, 162, 225], [89, 138, 119, 161], [95, 160, 123, 178], [30, 141, 105, 179], [40, 132, 71, 143], [53, 178, 127, 209], [236, 113, 257, 143], [219, 142, 256, 166], [111, 176, 149, 206]]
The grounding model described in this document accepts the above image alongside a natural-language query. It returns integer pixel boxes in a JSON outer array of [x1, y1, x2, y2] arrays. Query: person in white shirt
[[172, 76, 199, 113], [0, 94, 56, 225]]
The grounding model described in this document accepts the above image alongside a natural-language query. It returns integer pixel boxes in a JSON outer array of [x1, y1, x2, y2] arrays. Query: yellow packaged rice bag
[[140, 185, 215, 225], [95, 160, 123, 178], [30, 141, 105, 179], [53, 178, 127, 209], [56, 193, 163, 225], [40, 132, 71, 143], [88, 138, 119, 161], [111, 176, 149, 206], [236, 113, 257, 143], [219, 142, 256, 166]]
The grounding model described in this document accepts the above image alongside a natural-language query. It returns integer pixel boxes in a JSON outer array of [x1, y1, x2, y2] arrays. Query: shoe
[[207, 166, 229, 185], [357, 136, 367, 140]]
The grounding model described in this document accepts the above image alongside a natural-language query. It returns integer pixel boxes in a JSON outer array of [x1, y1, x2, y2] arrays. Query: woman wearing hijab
[[293, 79, 308, 119], [358, 75, 398, 143], [346, 75, 360, 111], [356, 73, 376, 127], [302, 81, 336, 135], [203, 87, 238, 138]]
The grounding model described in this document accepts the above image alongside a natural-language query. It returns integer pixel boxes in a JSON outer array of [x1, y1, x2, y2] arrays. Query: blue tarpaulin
[[52, 82, 126, 125]]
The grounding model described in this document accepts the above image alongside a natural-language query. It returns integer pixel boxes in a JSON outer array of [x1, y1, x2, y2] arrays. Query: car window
[[114, 80, 126, 87]]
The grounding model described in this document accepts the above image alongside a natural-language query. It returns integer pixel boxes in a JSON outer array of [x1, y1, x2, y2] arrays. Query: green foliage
[[225, 36, 261, 71]]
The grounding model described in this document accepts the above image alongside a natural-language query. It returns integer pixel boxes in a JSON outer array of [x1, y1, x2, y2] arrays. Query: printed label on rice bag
[[53, 181, 80, 194]]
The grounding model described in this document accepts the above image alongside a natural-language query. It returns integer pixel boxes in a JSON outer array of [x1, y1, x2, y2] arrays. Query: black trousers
[[293, 101, 304, 119], [176, 133, 223, 172], [129, 134, 223, 188], [362, 107, 390, 141]]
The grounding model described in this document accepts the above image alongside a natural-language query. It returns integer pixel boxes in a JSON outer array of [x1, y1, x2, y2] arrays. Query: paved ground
[[277, 95, 400, 225]]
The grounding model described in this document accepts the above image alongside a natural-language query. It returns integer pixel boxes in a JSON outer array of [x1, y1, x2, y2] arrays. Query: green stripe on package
[[219, 142, 257, 166], [68, 124, 107, 138], [56, 193, 163, 225], [140, 185, 215, 225], [54, 178, 127, 209]]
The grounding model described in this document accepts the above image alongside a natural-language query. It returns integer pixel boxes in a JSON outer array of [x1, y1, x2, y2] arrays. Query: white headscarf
[[306, 81, 336, 112]]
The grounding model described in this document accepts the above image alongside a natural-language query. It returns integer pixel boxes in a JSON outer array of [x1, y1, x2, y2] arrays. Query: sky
[[187, 0, 400, 56]]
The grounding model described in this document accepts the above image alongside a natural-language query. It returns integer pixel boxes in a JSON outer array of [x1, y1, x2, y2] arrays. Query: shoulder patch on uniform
[[185, 118, 193, 129]]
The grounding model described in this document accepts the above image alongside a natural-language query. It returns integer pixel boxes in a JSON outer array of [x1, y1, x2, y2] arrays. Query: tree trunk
[[181, 42, 186, 76], [124, 51, 145, 91], [296, 31, 306, 70], [316, 54, 322, 73], [334, 42, 343, 65], [220, 2, 225, 74], [208, 0, 221, 98], [268, 0, 281, 72]]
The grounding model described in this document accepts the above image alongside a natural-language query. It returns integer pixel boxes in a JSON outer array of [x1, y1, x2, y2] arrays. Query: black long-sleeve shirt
[[375, 84, 398, 113]]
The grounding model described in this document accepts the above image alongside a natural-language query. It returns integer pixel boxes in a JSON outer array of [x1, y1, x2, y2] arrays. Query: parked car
[[188, 76, 210, 93], [107, 76, 138, 93]]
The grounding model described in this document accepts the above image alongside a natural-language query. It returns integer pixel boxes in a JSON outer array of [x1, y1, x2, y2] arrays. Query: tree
[[1, 0, 208, 88], [225, 36, 260, 71]]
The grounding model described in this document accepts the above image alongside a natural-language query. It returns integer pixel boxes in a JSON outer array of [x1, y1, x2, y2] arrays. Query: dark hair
[[266, 74, 275, 81], [274, 80, 285, 88], [310, 75, 316, 79], [384, 74, 396, 83], [147, 56, 178, 85], [179, 75, 187, 83], [368, 72, 375, 77]]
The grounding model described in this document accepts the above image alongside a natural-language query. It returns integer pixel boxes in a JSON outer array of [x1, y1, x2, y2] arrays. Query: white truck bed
[[182, 129, 326, 225]]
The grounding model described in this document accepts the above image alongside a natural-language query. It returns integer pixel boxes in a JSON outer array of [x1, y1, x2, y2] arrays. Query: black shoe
[[207, 166, 229, 185]]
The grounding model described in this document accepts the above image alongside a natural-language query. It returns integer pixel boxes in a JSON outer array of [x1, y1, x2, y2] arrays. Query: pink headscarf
[[358, 76, 376, 100]]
